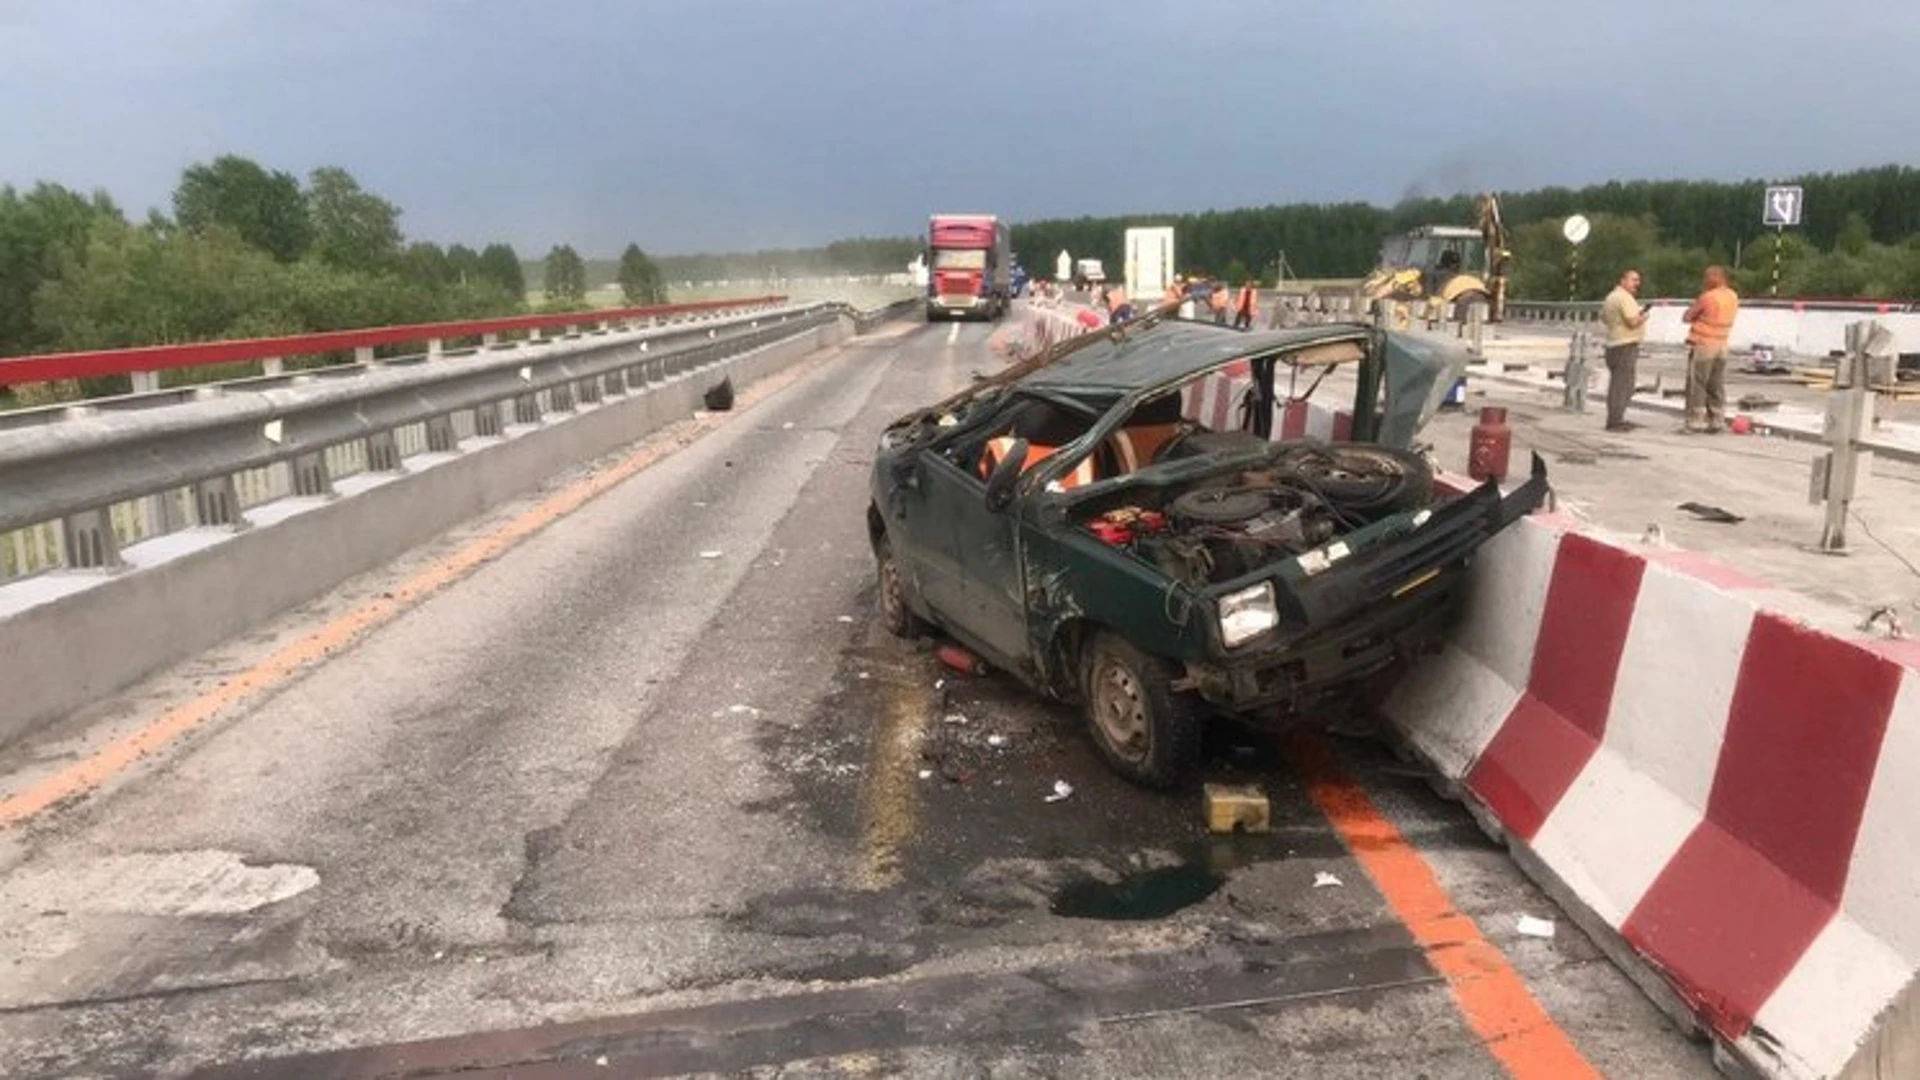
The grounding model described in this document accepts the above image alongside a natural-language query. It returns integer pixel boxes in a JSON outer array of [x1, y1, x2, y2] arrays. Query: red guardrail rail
[[0, 296, 787, 387]]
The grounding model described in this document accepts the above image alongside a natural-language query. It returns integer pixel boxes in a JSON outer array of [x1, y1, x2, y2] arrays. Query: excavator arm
[[1476, 193, 1511, 322]]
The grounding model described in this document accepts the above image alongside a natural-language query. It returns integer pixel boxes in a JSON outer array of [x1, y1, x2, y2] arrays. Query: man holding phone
[[1600, 268, 1651, 431]]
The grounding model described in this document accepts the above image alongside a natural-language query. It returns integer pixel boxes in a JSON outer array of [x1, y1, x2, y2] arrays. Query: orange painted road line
[[0, 360, 822, 830], [1290, 734, 1602, 1080]]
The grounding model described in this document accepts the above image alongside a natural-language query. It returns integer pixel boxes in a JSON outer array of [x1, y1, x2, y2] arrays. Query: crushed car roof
[[1020, 321, 1370, 396]]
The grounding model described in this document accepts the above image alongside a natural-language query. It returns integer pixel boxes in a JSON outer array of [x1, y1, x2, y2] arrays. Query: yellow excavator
[[1359, 193, 1511, 322]]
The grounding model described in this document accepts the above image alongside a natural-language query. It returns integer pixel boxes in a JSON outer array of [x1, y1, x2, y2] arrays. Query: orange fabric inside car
[[1106, 423, 1186, 474], [979, 437, 1096, 489]]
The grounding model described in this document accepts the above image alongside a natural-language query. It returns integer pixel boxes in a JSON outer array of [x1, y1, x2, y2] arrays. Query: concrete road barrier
[[1182, 364, 1353, 441], [1381, 486, 1920, 1080], [0, 316, 860, 748]]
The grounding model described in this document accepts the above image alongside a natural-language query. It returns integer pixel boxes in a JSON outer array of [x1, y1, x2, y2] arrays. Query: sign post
[[1762, 185, 1803, 297], [1561, 215, 1590, 300]]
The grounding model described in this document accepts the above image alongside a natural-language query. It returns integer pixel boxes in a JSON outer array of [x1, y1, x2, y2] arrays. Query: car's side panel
[[1020, 525, 1210, 678], [895, 454, 976, 628], [952, 489, 1030, 665]]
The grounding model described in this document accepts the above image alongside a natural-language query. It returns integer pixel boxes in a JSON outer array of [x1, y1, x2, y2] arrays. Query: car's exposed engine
[[1077, 443, 1433, 588]]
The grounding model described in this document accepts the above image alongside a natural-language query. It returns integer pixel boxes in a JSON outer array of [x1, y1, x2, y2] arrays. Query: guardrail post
[[1815, 320, 1887, 552], [262, 357, 284, 376], [548, 381, 576, 413], [483, 332, 500, 349], [192, 475, 245, 528], [424, 414, 459, 453], [1466, 303, 1485, 357], [292, 452, 333, 498], [427, 339, 443, 360], [354, 346, 375, 366], [1563, 330, 1590, 412], [513, 393, 541, 426], [62, 507, 121, 570], [473, 401, 504, 438], [365, 430, 404, 472], [130, 371, 161, 394]]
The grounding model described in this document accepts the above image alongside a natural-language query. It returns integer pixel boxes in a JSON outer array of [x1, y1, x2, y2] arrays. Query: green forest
[[9, 160, 1920, 402], [0, 155, 670, 401], [538, 164, 1920, 303], [1008, 164, 1920, 301]]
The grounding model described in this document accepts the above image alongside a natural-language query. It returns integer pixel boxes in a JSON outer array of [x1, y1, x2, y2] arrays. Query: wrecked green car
[[868, 315, 1547, 787]]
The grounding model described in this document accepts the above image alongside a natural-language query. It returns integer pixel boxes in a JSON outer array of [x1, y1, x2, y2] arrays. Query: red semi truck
[[926, 214, 1012, 321]]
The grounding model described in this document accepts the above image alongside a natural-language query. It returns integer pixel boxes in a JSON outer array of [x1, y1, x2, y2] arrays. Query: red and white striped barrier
[[1008, 304, 1095, 357], [1381, 494, 1920, 1079], [1181, 364, 1354, 441]]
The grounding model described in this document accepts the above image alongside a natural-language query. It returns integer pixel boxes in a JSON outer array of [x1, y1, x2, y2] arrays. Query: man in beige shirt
[[1599, 269, 1650, 431]]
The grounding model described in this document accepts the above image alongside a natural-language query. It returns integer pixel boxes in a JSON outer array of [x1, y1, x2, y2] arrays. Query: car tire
[[874, 533, 929, 639], [1279, 444, 1432, 518], [1081, 632, 1206, 789]]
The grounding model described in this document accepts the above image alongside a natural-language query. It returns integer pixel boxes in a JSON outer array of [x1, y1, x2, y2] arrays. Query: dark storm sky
[[4, 0, 1915, 254]]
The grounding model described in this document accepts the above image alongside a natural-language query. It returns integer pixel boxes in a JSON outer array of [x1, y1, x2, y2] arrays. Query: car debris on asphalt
[[1313, 872, 1344, 889], [1044, 779, 1074, 803], [1204, 783, 1273, 834], [1516, 915, 1558, 939]]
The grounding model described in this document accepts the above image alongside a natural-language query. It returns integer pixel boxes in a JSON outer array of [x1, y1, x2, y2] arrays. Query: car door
[[950, 475, 1030, 666], [890, 450, 973, 628]]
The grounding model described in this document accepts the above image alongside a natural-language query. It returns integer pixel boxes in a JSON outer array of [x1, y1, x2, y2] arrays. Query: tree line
[[1, 155, 676, 403], [1007, 164, 1920, 300], [522, 237, 920, 292]]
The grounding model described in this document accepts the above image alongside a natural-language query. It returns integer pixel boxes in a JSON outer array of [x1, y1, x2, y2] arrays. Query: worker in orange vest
[[1680, 265, 1740, 433], [1207, 281, 1229, 324], [1232, 279, 1259, 330]]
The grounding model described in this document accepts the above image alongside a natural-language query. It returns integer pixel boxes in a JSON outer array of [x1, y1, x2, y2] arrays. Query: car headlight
[[1217, 582, 1278, 649]]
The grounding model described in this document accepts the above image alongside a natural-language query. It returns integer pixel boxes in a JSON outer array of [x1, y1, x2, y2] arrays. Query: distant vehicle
[[926, 214, 1013, 321], [1073, 258, 1106, 290], [1358, 193, 1512, 322]]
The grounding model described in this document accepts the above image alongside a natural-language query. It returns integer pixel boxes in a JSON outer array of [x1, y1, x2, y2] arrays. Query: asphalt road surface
[[0, 315, 1717, 1078]]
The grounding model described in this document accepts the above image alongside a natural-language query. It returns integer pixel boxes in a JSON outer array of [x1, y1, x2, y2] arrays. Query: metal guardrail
[[0, 296, 788, 389], [1505, 300, 1605, 324], [851, 298, 919, 333], [0, 301, 905, 582], [1506, 297, 1920, 325]]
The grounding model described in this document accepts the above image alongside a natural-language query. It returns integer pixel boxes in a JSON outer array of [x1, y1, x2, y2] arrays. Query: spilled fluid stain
[[1050, 862, 1225, 921]]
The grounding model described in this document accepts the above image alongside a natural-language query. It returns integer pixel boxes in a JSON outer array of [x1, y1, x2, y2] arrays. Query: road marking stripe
[[853, 661, 932, 890], [946, 322, 960, 345], [0, 357, 828, 829], [1290, 733, 1601, 1080]]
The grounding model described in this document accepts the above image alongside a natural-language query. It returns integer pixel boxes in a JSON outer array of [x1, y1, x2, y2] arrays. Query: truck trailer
[[927, 214, 1013, 321]]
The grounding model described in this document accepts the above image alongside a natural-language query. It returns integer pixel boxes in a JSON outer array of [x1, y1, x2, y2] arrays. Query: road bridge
[[2, 301, 1916, 1079]]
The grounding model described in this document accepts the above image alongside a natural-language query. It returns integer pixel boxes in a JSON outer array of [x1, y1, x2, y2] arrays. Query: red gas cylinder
[[1468, 406, 1511, 483]]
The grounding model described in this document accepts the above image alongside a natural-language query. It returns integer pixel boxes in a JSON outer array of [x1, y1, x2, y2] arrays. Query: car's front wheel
[[874, 533, 928, 639], [1081, 632, 1206, 789]]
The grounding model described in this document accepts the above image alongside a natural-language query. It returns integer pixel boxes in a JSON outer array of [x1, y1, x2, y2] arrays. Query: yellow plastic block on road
[[1203, 783, 1271, 835]]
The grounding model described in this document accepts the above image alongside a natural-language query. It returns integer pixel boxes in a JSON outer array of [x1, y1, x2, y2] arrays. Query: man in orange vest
[[1232, 279, 1260, 330], [1680, 265, 1739, 433]]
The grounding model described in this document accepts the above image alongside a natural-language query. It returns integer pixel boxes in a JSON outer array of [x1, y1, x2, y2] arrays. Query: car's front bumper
[[1181, 454, 1550, 716]]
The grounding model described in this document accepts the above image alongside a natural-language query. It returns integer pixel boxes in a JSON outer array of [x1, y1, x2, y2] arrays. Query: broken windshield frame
[[1013, 329, 1378, 501]]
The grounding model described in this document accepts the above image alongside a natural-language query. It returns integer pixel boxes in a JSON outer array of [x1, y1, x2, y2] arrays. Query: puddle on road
[[1050, 861, 1225, 920], [1048, 833, 1291, 921]]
